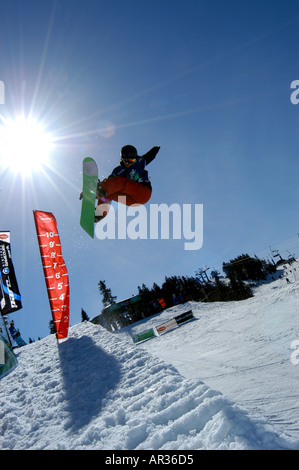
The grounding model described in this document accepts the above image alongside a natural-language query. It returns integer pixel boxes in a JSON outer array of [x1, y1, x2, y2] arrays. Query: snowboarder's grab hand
[[95, 145, 160, 221]]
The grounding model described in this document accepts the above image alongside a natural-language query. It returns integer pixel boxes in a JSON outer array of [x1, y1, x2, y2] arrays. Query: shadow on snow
[[58, 335, 121, 432]]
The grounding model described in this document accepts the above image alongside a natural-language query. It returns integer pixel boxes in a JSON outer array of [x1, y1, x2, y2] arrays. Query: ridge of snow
[[1, 264, 299, 450]]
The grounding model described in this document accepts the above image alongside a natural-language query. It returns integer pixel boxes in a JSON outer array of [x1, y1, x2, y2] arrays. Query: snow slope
[[125, 262, 299, 444], [1, 264, 299, 450]]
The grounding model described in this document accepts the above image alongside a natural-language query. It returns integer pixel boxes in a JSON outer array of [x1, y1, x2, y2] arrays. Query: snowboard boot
[[94, 209, 108, 223]]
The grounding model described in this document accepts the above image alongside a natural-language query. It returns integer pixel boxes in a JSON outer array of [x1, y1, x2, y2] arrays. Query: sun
[[0, 116, 53, 176]]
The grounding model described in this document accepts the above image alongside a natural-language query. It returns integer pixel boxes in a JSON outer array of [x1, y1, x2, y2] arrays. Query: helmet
[[120, 145, 138, 164]]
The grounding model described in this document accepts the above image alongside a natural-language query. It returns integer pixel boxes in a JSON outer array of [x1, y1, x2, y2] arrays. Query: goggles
[[122, 157, 137, 164]]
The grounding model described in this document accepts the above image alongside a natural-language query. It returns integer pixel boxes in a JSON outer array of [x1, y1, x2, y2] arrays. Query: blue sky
[[1, 0, 299, 341]]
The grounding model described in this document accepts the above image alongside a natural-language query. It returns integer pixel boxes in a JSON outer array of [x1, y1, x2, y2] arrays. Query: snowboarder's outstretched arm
[[142, 146, 160, 165]]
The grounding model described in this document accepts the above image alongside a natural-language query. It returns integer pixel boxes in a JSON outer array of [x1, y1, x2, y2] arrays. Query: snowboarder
[[94, 145, 160, 222]]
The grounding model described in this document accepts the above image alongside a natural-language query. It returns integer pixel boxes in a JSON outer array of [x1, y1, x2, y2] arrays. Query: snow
[[1, 263, 299, 450]]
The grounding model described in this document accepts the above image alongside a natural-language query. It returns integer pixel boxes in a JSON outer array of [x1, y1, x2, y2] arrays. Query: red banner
[[33, 211, 69, 341]]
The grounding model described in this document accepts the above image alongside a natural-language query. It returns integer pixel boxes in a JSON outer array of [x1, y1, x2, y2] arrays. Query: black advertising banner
[[0, 232, 22, 316], [174, 310, 194, 325]]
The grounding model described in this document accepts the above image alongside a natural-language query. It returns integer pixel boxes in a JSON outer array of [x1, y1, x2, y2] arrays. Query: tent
[[0, 331, 18, 379]]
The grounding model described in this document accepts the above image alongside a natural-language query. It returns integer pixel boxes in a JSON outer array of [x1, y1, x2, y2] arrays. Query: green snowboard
[[80, 157, 98, 238]]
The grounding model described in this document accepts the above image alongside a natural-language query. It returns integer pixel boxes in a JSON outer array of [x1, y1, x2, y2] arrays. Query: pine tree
[[228, 274, 253, 301], [98, 280, 117, 307], [138, 283, 151, 296], [81, 308, 90, 322], [49, 319, 55, 335], [223, 254, 274, 282]]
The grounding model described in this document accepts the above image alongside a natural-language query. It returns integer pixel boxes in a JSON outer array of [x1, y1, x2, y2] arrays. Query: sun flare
[[0, 116, 53, 175]]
